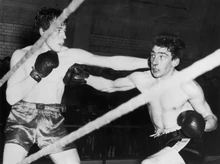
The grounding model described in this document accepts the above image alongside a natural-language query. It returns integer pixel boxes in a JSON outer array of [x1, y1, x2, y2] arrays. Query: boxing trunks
[[150, 128, 205, 164], [4, 100, 76, 153]]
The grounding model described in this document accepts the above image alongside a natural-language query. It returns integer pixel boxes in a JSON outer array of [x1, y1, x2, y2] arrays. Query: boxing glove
[[63, 65, 89, 86], [177, 110, 205, 138], [73, 63, 150, 80], [30, 51, 59, 82]]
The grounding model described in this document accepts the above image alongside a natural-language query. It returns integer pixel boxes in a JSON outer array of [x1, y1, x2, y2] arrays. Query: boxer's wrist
[[30, 68, 42, 82]]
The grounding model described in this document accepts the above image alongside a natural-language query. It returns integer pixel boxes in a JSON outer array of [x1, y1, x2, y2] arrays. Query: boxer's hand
[[30, 51, 59, 82], [177, 110, 205, 138], [63, 65, 90, 85]]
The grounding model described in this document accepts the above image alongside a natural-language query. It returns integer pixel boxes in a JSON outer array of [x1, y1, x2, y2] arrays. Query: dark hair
[[33, 7, 68, 39], [152, 34, 185, 60]]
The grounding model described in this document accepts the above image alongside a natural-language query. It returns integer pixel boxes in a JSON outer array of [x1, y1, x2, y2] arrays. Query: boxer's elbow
[[6, 93, 16, 105], [87, 76, 116, 92], [211, 117, 218, 131], [6, 88, 21, 105]]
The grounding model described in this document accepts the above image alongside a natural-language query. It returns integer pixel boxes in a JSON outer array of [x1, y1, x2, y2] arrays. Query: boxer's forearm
[[105, 56, 149, 70], [87, 75, 134, 92], [87, 76, 117, 92], [204, 114, 218, 132]]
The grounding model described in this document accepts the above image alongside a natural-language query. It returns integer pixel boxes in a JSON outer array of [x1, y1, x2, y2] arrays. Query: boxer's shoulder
[[10, 46, 31, 67], [13, 46, 30, 56], [182, 80, 203, 98], [59, 47, 88, 56]]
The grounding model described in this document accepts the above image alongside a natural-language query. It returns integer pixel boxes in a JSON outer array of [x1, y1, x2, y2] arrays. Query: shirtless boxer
[[65, 34, 218, 164], [3, 7, 149, 164]]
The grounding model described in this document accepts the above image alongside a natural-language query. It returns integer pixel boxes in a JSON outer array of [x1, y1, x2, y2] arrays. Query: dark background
[[0, 0, 220, 162]]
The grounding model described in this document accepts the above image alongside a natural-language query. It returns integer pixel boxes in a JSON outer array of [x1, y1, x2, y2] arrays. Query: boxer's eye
[[160, 55, 165, 59], [151, 54, 155, 59]]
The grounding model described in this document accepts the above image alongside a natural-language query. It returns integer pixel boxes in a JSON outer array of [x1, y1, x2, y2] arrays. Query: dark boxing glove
[[73, 63, 150, 80], [63, 65, 89, 86], [177, 110, 205, 138], [30, 51, 59, 82]]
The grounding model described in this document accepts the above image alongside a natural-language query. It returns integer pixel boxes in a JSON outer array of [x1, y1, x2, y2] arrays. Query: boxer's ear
[[39, 28, 44, 36], [172, 58, 180, 67]]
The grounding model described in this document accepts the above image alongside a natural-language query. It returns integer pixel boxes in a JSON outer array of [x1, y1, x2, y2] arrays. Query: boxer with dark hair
[[72, 34, 218, 164], [3, 6, 149, 164]]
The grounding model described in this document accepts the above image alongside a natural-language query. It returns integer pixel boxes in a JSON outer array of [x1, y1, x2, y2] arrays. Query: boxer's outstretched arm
[[66, 48, 149, 71], [87, 75, 135, 92]]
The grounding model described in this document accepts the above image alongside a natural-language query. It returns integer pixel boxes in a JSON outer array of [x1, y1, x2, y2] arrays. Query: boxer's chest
[[157, 86, 189, 111]]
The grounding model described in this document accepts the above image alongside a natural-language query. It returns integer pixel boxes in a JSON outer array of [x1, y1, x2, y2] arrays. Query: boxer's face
[[42, 22, 67, 53], [150, 46, 178, 79]]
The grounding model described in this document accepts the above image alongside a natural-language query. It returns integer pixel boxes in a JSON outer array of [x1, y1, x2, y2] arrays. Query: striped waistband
[[150, 126, 181, 138], [15, 100, 66, 113]]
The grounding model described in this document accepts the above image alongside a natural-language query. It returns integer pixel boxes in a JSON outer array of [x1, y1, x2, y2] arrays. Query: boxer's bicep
[[186, 81, 218, 131], [7, 50, 27, 86], [187, 81, 210, 115]]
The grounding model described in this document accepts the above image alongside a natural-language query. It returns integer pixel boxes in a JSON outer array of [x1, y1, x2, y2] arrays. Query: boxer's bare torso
[[85, 35, 218, 164], [87, 45, 216, 133], [22, 49, 70, 104], [128, 70, 196, 131], [7, 46, 83, 104]]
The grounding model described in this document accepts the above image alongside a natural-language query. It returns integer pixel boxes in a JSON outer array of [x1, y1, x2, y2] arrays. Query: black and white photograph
[[0, 0, 220, 164]]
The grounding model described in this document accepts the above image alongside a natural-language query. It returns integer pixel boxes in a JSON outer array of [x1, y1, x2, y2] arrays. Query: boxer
[[64, 34, 218, 164], [3, 6, 149, 164]]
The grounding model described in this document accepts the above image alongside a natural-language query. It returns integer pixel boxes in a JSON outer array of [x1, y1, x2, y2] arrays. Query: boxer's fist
[[30, 51, 59, 82], [34, 51, 59, 77], [177, 110, 205, 138], [63, 65, 89, 85]]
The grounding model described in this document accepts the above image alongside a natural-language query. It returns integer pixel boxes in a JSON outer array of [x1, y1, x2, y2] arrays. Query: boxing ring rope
[[0, 0, 85, 87], [18, 49, 220, 164]]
